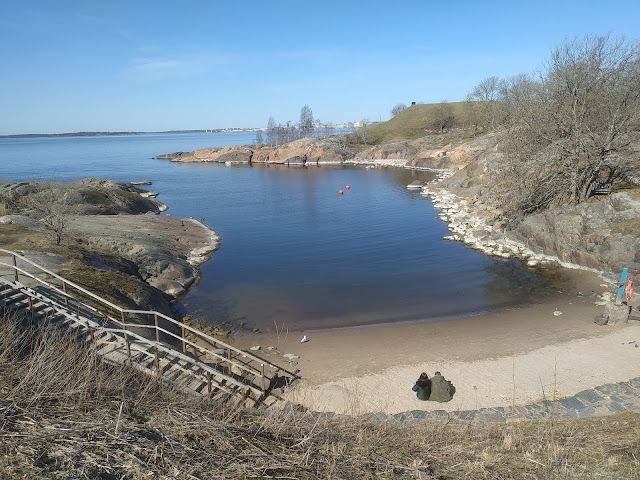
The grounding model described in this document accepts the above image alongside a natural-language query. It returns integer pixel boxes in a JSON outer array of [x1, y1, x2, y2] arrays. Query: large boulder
[[604, 302, 631, 325]]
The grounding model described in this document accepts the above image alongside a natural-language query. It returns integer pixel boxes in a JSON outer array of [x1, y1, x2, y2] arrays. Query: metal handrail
[[0, 248, 299, 386], [2, 277, 262, 398]]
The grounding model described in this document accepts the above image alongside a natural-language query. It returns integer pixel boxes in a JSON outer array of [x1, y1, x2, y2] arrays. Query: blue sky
[[1, 1, 639, 135]]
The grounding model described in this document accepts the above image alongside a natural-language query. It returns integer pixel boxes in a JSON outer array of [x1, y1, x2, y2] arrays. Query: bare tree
[[28, 185, 79, 245], [466, 75, 501, 129], [267, 116, 278, 147], [266, 116, 277, 146], [255, 130, 263, 146], [358, 118, 370, 144], [390, 103, 407, 117], [299, 105, 314, 138], [432, 101, 455, 133], [491, 34, 640, 215]]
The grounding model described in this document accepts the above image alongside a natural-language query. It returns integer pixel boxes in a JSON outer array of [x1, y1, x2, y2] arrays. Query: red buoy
[[346, 185, 350, 190], [339, 190, 344, 195]]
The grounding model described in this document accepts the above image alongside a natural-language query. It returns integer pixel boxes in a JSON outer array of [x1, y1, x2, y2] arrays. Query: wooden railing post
[[28, 295, 33, 324], [124, 333, 132, 366], [121, 311, 132, 365], [63, 282, 68, 307], [261, 363, 265, 392], [12, 254, 18, 283], [154, 346, 160, 378], [207, 372, 212, 396], [181, 325, 186, 353], [154, 314, 160, 343]]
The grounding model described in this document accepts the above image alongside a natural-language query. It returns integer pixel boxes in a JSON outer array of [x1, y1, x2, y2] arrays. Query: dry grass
[[1, 311, 639, 479], [364, 102, 473, 145], [0, 223, 86, 260]]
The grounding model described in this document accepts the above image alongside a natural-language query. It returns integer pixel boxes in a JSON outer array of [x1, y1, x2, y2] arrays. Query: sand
[[234, 268, 640, 415]]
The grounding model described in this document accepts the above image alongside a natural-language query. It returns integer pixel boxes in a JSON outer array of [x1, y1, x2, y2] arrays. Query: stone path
[[377, 377, 640, 424]]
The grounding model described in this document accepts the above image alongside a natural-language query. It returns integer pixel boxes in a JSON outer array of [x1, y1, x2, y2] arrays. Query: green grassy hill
[[365, 102, 471, 144]]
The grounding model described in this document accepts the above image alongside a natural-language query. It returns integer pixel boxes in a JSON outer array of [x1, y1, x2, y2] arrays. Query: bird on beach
[[300, 335, 309, 343]]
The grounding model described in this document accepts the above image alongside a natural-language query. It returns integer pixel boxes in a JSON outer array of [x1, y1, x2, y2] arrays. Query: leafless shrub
[[391, 102, 407, 117], [474, 35, 640, 217], [22, 184, 82, 245]]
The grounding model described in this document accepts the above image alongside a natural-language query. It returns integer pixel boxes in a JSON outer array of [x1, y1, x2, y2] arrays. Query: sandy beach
[[234, 268, 640, 415]]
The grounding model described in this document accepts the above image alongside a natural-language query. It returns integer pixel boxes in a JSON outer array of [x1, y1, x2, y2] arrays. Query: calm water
[[0, 132, 564, 332]]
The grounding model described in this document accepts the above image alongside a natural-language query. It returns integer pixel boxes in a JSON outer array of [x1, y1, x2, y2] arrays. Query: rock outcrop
[[424, 134, 640, 278], [0, 178, 220, 315], [0, 178, 166, 216], [68, 215, 220, 299], [159, 137, 357, 166], [511, 193, 640, 275], [257, 137, 354, 165], [353, 143, 416, 164]]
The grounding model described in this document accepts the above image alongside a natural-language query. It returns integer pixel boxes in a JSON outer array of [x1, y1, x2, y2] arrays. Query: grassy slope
[[2, 312, 639, 479], [366, 102, 471, 144]]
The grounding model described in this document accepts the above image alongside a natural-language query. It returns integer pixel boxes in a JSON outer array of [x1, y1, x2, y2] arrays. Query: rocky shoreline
[[420, 181, 612, 279], [0, 178, 220, 318], [156, 133, 640, 286]]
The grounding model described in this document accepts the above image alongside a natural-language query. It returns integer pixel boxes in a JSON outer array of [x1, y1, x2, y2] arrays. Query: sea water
[[0, 132, 564, 332]]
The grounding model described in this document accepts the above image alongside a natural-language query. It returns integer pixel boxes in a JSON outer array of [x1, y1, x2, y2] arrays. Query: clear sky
[[1, 1, 639, 135]]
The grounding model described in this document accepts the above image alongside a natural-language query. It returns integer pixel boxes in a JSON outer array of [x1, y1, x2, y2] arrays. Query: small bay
[[0, 132, 565, 332]]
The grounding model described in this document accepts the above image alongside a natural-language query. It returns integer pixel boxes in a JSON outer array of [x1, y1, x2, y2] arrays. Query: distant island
[[0, 124, 360, 140], [0, 129, 261, 139]]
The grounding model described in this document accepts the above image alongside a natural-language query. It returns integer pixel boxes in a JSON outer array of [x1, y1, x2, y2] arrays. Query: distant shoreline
[[0, 129, 254, 139]]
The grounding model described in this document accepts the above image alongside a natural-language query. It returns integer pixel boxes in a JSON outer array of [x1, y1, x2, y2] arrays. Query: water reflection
[[0, 133, 569, 333]]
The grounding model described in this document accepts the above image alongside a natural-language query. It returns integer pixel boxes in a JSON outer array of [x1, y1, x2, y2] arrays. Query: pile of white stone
[[421, 184, 556, 267]]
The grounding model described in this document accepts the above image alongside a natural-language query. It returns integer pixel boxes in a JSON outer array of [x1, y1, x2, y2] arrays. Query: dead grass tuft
[[1, 310, 639, 479]]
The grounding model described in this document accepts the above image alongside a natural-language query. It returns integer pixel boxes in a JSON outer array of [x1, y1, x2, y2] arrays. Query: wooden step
[[1, 291, 28, 308], [0, 278, 288, 409]]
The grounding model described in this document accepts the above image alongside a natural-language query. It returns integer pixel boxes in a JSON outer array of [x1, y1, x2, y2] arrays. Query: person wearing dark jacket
[[411, 372, 431, 401], [428, 371, 452, 402]]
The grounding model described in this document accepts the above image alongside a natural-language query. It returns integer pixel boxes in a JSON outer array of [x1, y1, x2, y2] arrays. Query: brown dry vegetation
[[352, 102, 475, 146], [0, 224, 84, 258], [1, 311, 639, 479]]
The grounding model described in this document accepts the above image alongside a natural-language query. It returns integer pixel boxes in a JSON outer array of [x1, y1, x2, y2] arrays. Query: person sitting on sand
[[428, 371, 452, 402], [411, 372, 431, 401]]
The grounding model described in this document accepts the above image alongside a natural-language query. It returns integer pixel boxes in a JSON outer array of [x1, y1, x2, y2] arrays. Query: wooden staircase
[[0, 249, 299, 409]]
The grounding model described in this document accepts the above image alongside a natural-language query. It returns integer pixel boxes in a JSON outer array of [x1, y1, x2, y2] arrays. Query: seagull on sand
[[300, 335, 309, 343]]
